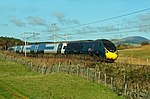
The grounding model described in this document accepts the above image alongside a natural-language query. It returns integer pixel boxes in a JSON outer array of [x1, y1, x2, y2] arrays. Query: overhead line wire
[[50, 24, 150, 36], [25, 7, 150, 41], [60, 7, 150, 30]]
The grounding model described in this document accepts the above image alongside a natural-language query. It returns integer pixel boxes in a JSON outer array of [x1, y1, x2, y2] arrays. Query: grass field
[[0, 58, 123, 99], [118, 45, 150, 59]]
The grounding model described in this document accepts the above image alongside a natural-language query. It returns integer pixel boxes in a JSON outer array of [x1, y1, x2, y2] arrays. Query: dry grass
[[117, 45, 150, 65]]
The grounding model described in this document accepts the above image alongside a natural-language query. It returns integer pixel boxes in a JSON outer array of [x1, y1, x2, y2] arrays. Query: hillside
[[112, 36, 150, 45], [0, 58, 123, 99]]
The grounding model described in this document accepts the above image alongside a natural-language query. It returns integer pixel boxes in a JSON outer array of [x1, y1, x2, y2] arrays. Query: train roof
[[27, 39, 113, 44]]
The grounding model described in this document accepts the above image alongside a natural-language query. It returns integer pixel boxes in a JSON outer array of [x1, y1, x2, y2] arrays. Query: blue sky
[[0, 0, 150, 42]]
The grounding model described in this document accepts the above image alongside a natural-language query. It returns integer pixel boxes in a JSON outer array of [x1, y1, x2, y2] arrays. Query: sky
[[0, 0, 150, 42]]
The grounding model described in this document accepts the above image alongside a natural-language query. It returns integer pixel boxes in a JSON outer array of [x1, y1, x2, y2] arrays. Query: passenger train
[[8, 39, 118, 62]]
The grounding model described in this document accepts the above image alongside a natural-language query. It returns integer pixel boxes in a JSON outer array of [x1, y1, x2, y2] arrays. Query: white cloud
[[27, 16, 47, 26], [10, 17, 25, 27]]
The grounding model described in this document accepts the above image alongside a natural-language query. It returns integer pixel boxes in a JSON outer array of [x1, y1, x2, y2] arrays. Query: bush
[[141, 41, 149, 45], [117, 44, 132, 50]]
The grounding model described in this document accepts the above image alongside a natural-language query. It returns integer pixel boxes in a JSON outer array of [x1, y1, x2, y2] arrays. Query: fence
[[0, 53, 150, 99]]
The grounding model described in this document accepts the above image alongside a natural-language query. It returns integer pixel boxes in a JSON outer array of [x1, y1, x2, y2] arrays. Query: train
[[8, 39, 118, 62]]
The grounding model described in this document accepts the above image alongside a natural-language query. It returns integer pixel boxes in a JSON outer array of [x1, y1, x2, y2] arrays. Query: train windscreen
[[102, 40, 116, 52]]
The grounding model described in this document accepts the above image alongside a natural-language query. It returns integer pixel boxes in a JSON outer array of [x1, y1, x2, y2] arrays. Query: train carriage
[[8, 39, 118, 62]]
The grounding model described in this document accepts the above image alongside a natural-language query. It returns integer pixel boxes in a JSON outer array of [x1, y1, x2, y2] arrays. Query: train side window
[[45, 46, 54, 50], [26, 47, 31, 50]]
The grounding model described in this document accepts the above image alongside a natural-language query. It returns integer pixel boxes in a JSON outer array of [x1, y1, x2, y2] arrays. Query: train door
[[34, 45, 38, 54], [98, 41, 105, 59], [37, 44, 46, 54], [85, 42, 93, 54], [57, 43, 63, 54]]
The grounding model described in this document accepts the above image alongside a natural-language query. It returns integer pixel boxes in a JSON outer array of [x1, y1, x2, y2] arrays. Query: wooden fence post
[[77, 64, 79, 76], [111, 77, 113, 89], [104, 73, 107, 86], [67, 66, 70, 74], [29, 62, 32, 71], [50, 66, 53, 73], [130, 91, 134, 99], [36, 66, 39, 72], [83, 67, 85, 77], [98, 71, 101, 83], [124, 75, 126, 84], [87, 68, 89, 80], [147, 58, 149, 65], [124, 84, 127, 96], [42, 63, 47, 74], [92, 71, 95, 82], [58, 62, 61, 72], [136, 84, 140, 99], [95, 72, 97, 82], [69, 60, 72, 65], [145, 90, 150, 99]]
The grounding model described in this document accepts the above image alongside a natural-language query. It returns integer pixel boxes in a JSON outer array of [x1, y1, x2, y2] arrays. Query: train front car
[[100, 39, 118, 62]]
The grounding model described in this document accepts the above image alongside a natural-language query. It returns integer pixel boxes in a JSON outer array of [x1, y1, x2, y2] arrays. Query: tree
[[0, 36, 24, 50]]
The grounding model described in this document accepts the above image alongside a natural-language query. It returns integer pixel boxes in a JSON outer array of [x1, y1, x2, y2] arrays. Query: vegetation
[[141, 40, 149, 45], [1, 40, 150, 98], [116, 44, 134, 50], [0, 58, 123, 99]]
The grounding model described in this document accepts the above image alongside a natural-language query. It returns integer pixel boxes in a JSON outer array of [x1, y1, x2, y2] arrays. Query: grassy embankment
[[0, 58, 123, 99]]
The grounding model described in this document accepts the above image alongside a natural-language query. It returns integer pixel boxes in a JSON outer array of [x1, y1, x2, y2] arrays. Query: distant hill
[[112, 36, 150, 46]]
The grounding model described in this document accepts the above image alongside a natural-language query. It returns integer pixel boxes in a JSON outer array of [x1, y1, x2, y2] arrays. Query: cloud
[[138, 23, 150, 33], [60, 19, 80, 25], [74, 25, 119, 35], [42, 23, 61, 33], [138, 12, 150, 21], [96, 25, 119, 32], [10, 17, 25, 27], [24, 6, 38, 13], [52, 11, 80, 25], [0, 23, 8, 27], [53, 11, 65, 20], [27, 16, 47, 26], [137, 12, 150, 32]]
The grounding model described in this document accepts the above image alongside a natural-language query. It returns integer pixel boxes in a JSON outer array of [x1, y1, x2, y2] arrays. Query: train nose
[[106, 51, 118, 60], [111, 53, 118, 60]]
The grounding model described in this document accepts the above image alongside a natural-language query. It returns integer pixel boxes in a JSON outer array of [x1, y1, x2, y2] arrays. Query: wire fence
[[0, 53, 150, 99]]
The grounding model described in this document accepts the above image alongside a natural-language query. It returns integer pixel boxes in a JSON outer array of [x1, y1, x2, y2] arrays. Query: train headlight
[[105, 50, 108, 53]]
